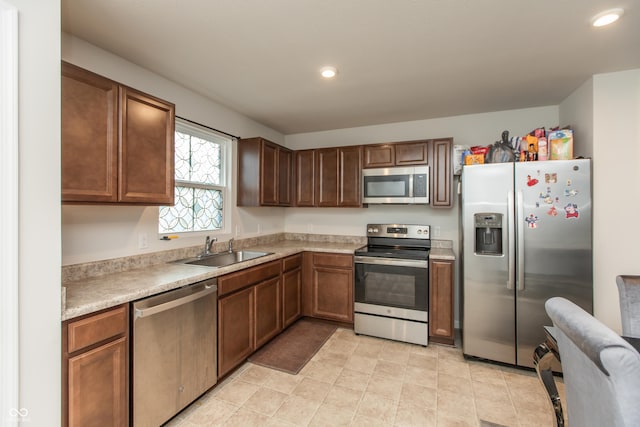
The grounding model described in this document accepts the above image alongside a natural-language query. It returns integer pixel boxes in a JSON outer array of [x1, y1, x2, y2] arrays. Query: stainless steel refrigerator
[[461, 159, 592, 368]]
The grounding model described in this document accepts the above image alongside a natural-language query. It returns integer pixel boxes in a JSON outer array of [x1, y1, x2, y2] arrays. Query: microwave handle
[[409, 173, 414, 197]]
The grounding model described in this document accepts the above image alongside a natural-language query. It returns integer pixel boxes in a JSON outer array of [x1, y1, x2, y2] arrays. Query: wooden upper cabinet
[[278, 148, 293, 206], [119, 87, 175, 204], [315, 146, 362, 207], [338, 146, 362, 207], [363, 144, 395, 168], [294, 150, 316, 207], [260, 140, 279, 205], [62, 62, 119, 202], [362, 140, 428, 168], [395, 140, 429, 165], [62, 62, 175, 205], [315, 148, 339, 207], [429, 138, 453, 208], [237, 137, 292, 207]]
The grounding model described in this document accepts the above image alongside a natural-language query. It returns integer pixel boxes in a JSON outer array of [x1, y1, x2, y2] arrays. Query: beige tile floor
[[164, 328, 564, 427]]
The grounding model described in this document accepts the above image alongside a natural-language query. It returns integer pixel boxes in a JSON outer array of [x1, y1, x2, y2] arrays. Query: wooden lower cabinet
[[217, 260, 282, 377], [429, 258, 455, 345], [218, 286, 255, 377], [282, 254, 303, 328], [62, 305, 128, 427], [254, 276, 282, 348], [304, 252, 354, 323]]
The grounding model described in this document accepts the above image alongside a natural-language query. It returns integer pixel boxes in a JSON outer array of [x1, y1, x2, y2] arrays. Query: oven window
[[363, 175, 409, 197], [355, 263, 428, 311]]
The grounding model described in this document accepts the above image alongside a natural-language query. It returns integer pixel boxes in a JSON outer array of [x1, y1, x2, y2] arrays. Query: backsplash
[[62, 232, 367, 282]]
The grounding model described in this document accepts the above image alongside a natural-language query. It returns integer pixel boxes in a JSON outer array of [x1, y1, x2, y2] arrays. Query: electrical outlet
[[433, 226, 441, 238], [307, 223, 313, 232], [257, 223, 262, 234], [235, 224, 240, 237], [138, 233, 148, 249]]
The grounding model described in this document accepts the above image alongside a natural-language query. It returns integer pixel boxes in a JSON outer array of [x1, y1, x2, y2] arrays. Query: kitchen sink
[[175, 250, 272, 268]]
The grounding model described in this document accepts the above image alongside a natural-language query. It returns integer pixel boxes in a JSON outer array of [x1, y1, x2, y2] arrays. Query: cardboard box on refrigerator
[[548, 129, 573, 160]]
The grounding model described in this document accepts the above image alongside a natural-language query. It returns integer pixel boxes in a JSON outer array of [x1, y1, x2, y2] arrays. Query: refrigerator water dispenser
[[474, 213, 503, 255]]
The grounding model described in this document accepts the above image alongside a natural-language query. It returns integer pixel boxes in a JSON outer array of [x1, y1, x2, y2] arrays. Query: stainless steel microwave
[[362, 166, 429, 204]]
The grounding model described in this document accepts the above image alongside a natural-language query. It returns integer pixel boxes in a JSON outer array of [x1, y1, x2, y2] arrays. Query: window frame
[[158, 118, 232, 236]]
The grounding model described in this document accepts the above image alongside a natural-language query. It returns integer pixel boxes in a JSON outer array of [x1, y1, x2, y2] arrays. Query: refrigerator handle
[[517, 190, 525, 291], [507, 191, 515, 290]]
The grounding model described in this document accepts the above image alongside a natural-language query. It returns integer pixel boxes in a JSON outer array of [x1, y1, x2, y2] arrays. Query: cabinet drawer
[[312, 253, 353, 269], [218, 260, 281, 296], [282, 254, 302, 272], [67, 305, 128, 354]]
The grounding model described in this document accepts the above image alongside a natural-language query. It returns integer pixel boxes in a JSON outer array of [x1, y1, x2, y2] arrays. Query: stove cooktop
[[354, 245, 430, 260]]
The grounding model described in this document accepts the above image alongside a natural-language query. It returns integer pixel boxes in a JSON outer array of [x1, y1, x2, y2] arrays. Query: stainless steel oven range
[[354, 224, 430, 346]]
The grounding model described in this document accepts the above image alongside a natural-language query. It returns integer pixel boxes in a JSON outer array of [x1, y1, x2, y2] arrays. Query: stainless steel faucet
[[203, 236, 217, 256], [228, 238, 234, 253]]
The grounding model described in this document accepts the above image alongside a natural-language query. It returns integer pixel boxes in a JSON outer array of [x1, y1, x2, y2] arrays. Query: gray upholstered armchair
[[545, 297, 640, 427], [616, 275, 640, 338]]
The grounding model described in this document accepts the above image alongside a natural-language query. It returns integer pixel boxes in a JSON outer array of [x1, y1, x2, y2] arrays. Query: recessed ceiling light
[[320, 66, 338, 79], [591, 8, 624, 27]]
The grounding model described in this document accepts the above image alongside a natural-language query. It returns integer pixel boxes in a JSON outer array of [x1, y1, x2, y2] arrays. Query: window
[[158, 119, 230, 233]]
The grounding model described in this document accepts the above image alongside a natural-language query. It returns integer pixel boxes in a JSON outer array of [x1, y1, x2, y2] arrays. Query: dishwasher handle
[[134, 282, 217, 319]]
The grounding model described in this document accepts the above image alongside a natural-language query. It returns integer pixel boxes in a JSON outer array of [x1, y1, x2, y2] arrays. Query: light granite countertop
[[62, 235, 456, 321], [62, 240, 364, 321]]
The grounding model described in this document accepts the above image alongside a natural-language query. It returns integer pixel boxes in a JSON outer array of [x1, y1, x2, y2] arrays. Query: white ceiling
[[61, 0, 640, 135]]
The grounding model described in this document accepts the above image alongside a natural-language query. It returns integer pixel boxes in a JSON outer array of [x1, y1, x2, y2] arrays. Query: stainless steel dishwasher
[[132, 278, 217, 427]]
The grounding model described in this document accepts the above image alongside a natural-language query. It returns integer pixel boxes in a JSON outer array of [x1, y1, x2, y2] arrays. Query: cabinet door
[[254, 276, 282, 349], [395, 140, 429, 165], [62, 62, 119, 202], [363, 144, 395, 168], [429, 259, 454, 345], [67, 337, 128, 427], [429, 138, 453, 208], [119, 87, 175, 204], [282, 267, 302, 328], [260, 140, 279, 205], [278, 148, 293, 206], [218, 287, 254, 377], [295, 150, 316, 206], [338, 146, 362, 207], [316, 148, 339, 206], [312, 266, 354, 323]]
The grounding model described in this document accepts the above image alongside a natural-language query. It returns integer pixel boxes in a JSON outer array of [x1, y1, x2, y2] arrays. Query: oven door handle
[[354, 256, 429, 269]]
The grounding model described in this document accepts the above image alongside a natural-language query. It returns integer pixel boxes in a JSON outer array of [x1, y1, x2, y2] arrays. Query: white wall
[[61, 35, 287, 265], [560, 77, 594, 158], [14, 0, 61, 423], [591, 69, 640, 331]]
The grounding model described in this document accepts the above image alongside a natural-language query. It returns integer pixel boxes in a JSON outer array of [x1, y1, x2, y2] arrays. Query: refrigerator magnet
[[564, 203, 579, 219], [527, 175, 539, 187], [547, 206, 559, 216], [564, 188, 579, 197], [525, 214, 539, 228], [545, 173, 557, 184]]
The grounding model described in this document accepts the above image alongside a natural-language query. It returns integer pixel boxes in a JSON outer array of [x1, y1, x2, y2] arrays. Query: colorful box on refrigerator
[[549, 129, 573, 160]]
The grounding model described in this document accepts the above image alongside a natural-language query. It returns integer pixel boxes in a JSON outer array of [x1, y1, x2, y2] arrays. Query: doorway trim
[[0, 0, 20, 421]]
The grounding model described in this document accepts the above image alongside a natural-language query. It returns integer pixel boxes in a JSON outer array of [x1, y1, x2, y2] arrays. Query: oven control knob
[[367, 227, 374, 233], [417, 229, 422, 234], [373, 228, 379, 233]]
